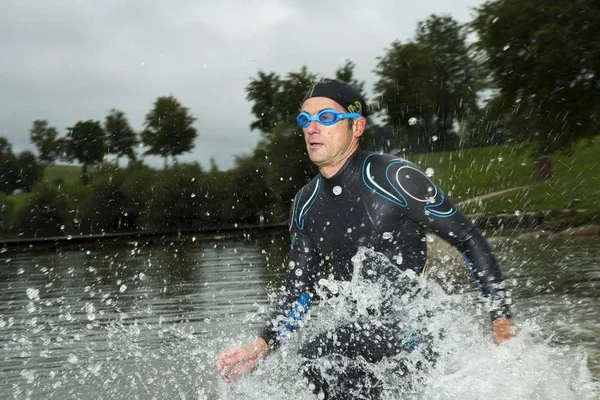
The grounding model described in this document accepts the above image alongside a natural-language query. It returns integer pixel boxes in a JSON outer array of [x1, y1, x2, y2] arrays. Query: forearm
[[260, 246, 317, 349], [460, 230, 511, 320]]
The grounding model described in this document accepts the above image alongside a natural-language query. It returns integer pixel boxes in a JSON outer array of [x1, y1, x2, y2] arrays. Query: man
[[216, 78, 517, 398]]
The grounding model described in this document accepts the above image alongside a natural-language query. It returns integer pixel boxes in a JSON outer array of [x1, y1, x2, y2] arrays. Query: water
[[0, 232, 598, 399]]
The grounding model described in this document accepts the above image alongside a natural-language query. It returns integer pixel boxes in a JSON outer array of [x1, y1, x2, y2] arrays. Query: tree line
[[1, 1, 597, 238]]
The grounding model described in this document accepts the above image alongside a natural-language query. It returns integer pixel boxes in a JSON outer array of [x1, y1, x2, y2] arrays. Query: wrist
[[255, 337, 270, 357]]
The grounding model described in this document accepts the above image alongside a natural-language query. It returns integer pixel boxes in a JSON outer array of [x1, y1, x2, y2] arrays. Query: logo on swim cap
[[303, 78, 369, 117]]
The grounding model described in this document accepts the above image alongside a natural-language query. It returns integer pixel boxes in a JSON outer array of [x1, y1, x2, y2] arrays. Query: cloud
[[0, 0, 484, 170]]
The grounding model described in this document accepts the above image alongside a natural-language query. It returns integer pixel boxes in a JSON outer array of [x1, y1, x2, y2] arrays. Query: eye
[[319, 111, 337, 123], [296, 113, 309, 127]]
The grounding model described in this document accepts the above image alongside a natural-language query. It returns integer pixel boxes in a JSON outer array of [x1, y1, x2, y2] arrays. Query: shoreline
[[0, 209, 598, 253]]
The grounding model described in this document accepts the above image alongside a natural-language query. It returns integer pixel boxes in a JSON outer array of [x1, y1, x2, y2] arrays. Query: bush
[[141, 163, 212, 230], [17, 182, 70, 237]]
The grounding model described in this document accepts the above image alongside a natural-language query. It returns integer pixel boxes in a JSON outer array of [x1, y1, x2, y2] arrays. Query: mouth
[[308, 141, 323, 150]]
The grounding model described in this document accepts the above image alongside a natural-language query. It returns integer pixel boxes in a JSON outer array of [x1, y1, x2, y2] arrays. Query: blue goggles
[[296, 109, 361, 128]]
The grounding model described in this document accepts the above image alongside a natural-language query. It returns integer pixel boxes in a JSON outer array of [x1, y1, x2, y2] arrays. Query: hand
[[216, 338, 270, 383], [492, 317, 518, 345]]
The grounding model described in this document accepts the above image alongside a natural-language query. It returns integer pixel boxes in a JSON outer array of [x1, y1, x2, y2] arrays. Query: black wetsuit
[[259, 150, 511, 399]]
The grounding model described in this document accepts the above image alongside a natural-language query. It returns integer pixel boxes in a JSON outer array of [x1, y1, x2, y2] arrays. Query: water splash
[[223, 247, 598, 399]]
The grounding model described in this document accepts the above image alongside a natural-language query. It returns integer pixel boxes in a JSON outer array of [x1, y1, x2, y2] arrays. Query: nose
[[306, 120, 320, 135]]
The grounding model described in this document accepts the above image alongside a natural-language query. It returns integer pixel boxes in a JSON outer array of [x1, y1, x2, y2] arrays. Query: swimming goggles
[[296, 109, 361, 128]]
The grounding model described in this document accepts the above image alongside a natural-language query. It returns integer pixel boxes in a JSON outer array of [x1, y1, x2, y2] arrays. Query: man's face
[[301, 97, 359, 169]]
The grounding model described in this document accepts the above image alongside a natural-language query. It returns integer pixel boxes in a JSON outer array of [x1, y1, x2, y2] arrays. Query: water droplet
[[408, 117, 418, 125], [26, 288, 40, 301], [432, 135, 438, 142], [119, 284, 127, 293], [191, 193, 196, 198], [503, 44, 511, 51], [68, 354, 79, 364], [295, 269, 303, 277], [395, 253, 403, 265], [382, 232, 393, 240], [425, 168, 434, 177], [492, 17, 499, 23]]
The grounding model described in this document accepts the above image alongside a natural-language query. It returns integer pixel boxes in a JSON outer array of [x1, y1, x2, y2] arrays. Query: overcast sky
[[1, 0, 484, 170]]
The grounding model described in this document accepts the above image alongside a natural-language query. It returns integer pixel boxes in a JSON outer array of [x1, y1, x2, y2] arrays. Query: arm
[[217, 191, 321, 382], [365, 154, 516, 343], [259, 196, 321, 349]]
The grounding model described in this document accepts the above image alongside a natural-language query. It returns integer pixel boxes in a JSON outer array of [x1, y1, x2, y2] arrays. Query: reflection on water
[[0, 233, 598, 399]]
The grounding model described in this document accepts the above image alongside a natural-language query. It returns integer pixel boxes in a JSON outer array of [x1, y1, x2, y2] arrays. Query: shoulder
[[360, 152, 440, 207], [290, 174, 321, 231], [361, 152, 421, 174]]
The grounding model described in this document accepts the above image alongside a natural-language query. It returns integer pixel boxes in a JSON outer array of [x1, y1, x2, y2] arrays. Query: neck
[[319, 143, 359, 178]]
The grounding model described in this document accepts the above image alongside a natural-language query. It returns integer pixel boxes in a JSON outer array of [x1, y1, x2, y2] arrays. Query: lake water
[[1, 231, 598, 399]]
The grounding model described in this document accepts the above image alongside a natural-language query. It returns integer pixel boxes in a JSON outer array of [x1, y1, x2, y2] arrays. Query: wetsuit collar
[[320, 149, 364, 188]]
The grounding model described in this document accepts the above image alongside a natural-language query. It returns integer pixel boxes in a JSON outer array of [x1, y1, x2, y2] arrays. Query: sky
[[1, 0, 485, 170]]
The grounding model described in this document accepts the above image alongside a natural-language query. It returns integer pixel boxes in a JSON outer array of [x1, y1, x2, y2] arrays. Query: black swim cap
[[302, 78, 369, 117]]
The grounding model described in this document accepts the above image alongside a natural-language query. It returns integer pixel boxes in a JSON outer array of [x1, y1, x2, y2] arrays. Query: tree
[[415, 15, 479, 150], [0, 138, 43, 194], [374, 14, 480, 153], [246, 67, 318, 137], [16, 151, 43, 192], [229, 147, 272, 224], [264, 120, 318, 218], [335, 60, 368, 101], [104, 109, 138, 166], [246, 71, 282, 135], [471, 0, 600, 155], [29, 120, 62, 164], [17, 182, 69, 237], [65, 120, 107, 184], [0, 138, 18, 194], [141, 96, 197, 167], [374, 41, 436, 153]]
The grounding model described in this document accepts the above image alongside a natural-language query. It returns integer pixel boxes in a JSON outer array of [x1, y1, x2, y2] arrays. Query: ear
[[352, 117, 366, 138]]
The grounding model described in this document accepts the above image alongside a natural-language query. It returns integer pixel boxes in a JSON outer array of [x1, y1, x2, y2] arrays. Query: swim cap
[[302, 78, 369, 118]]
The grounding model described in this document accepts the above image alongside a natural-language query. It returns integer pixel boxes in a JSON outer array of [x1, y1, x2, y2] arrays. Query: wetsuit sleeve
[[367, 156, 511, 320], [259, 194, 321, 349]]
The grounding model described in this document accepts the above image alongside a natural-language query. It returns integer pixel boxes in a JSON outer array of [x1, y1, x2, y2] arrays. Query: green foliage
[[264, 121, 318, 217], [65, 120, 107, 184], [246, 71, 282, 134], [455, 139, 600, 216], [29, 120, 62, 164], [0, 138, 43, 194], [374, 14, 480, 153], [75, 164, 135, 232], [120, 161, 156, 228], [17, 182, 70, 237], [471, 0, 600, 155], [246, 66, 318, 137], [335, 60, 367, 100], [141, 163, 211, 230], [104, 109, 138, 166], [43, 165, 84, 186], [0, 194, 16, 234], [141, 96, 197, 166], [228, 147, 272, 224], [16, 151, 44, 192]]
